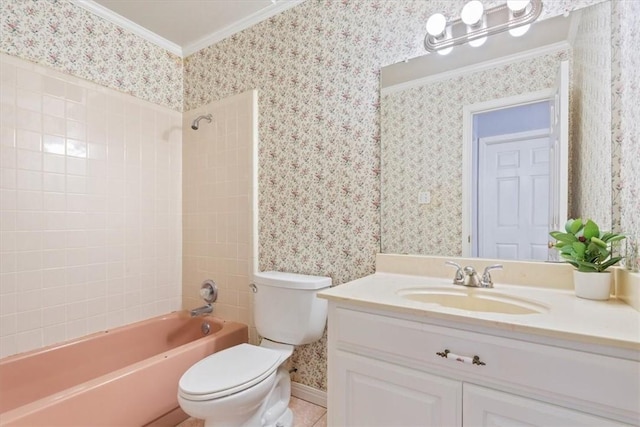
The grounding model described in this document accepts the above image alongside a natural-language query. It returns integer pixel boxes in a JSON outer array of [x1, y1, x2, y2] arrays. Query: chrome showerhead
[[191, 113, 213, 130]]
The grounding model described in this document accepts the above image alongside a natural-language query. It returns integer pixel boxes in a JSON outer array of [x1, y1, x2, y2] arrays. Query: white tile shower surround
[[176, 397, 327, 427], [0, 53, 183, 358], [182, 91, 258, 344]]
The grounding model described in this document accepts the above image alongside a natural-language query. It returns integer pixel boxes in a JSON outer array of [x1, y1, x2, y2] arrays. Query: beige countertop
[[318, 272, 640, 355]]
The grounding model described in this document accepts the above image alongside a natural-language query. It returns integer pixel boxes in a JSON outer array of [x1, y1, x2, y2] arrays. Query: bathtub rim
[[0, 311, 222, 365], [0, 313, 247, 426]]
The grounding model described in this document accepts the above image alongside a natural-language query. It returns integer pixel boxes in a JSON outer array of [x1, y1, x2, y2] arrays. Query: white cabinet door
[[330, 350, 462, 427], [463, 384, 631, 427]]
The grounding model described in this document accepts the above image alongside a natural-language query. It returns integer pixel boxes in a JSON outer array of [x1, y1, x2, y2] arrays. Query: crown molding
[[183, 0, 306, 57], [381, 41, 570, 96], [71, 0, 305, 58], [70, 0, 183, 56]]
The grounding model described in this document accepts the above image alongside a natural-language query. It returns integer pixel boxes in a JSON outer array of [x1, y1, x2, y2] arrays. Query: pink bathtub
[[0, 313, 248, 426]]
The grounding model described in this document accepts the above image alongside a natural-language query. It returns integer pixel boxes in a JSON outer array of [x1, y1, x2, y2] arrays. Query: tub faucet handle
[[200, 280, 218, 303]]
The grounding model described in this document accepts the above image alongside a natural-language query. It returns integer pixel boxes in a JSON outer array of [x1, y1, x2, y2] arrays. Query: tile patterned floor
[[288, 397, 326, 427], [176, 397, 326, 427]]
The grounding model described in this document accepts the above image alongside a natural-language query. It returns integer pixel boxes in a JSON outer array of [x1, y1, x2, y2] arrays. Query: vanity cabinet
[[333, 350, 461, 426], [463, 385, 629, 426], [327, 305, 638, 427]]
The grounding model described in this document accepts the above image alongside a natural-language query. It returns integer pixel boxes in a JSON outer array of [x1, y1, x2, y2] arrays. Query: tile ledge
[[376, 253, 621, 293], [616, 269, 640, 312]]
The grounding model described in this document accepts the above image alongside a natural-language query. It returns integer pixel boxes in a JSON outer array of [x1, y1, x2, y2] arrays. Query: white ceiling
[[72, 0, 305, 57]]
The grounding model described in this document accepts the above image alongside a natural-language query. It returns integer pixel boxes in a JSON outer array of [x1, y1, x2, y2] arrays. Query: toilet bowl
[[178, 272, 331, 427], [178, 343, 292, 427]]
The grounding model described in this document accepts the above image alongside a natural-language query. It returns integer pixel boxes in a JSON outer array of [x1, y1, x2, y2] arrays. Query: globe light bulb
[[468, 36, 487, 47], [509, 24, 530, 37], [437, 46, 454, 56], [507, 0, 531, 13], [461, 1, 484, 26], [426, 13, 447, 37]]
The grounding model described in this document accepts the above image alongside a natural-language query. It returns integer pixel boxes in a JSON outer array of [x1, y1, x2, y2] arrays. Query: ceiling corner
[[182, 0, 306, 57], [70, 0, 184, 57]]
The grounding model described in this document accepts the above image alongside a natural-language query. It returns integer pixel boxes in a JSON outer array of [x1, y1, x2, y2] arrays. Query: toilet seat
[[178, 344, 282, 401]]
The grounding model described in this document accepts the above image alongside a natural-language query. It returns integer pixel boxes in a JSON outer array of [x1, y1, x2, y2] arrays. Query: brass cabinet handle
[[436, 349, 486, 366]]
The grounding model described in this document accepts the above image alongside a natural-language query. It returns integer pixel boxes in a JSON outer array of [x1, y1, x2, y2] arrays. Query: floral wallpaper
[[570, 1, 611, 228], [182, 0, 437, 390], [183, 0, 607, 391], [0, 0, 625, 392], [611, 0, 640, 242], [381, 51, 568, 256], [0, 0, 183, 110]]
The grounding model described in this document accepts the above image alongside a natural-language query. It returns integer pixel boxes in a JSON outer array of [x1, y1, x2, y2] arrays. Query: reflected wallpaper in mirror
[[380, 1, 614, 258]]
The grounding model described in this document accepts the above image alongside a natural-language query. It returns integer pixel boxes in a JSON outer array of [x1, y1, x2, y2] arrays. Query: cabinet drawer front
[[334, 307, 640, 420]]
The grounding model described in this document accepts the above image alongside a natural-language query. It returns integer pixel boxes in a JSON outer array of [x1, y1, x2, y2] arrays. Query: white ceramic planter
[[573, 270, 612, 300]]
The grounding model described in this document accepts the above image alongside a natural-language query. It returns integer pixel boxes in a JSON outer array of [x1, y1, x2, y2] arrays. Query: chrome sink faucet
[[445, 261, 503, 288], [463, 266, 481, 287]]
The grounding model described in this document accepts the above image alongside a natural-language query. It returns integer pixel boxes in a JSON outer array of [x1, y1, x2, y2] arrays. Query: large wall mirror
[[380, 0, 613, 261]]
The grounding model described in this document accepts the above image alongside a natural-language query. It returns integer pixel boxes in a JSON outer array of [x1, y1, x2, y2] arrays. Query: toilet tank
[[253, 271, 331, 345]]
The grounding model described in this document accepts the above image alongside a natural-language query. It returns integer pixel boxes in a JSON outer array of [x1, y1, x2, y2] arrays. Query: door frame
[[462, 89, 554, 257]]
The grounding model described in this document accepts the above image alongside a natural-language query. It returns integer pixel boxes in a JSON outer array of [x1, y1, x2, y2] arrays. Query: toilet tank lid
[[253, 271, 332, 290]]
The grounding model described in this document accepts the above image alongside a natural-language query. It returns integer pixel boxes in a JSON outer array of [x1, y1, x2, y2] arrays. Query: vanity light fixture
[[437, 46, 454, 56], [461, 1, 487, 47], [426, 13, 454, 55], [507, 0, 531, 16], [507, 0, 532, 36], [426, 13, 448, 40], [424, 0, 542, 53], [461, 1, 485, 27]]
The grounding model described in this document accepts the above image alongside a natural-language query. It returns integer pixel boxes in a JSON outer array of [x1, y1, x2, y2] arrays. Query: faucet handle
[[481, 264, 503, 288], [445, 260, 462, 270], [200, 280, 218, 303], [445, 261, 464, 284]]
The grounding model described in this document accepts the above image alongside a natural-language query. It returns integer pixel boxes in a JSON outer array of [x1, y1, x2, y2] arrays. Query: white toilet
[[178, 271, 331, 427]]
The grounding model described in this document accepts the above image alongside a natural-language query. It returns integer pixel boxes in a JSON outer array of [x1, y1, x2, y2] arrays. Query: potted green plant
[[550, 218, 625, 300]]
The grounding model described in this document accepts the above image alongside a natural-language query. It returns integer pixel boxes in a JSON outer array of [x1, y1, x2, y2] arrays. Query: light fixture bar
[[424, 0, 543, 52]]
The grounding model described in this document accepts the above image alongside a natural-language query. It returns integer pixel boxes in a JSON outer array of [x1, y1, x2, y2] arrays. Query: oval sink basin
[[397, 287, 548, 315]]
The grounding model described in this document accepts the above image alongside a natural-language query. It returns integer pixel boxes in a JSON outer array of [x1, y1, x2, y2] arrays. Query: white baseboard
[[291, 382, 327, 408]]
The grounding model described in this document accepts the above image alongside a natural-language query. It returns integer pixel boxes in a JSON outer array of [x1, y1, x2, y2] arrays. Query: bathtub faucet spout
[[190, 304, 213, 317]]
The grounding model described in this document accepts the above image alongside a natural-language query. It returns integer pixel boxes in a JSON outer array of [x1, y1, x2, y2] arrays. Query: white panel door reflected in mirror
[[463, 61, 568, 261], [472, 103, 551, 260]]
